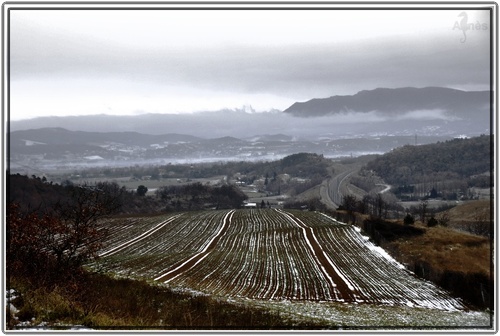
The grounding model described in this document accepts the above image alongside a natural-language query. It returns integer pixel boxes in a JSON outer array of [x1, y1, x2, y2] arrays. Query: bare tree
[[419, 200, 428, 224], [375, 193, 385, 219], [340, 194, 358, 224], [437, 211, 450, 227]]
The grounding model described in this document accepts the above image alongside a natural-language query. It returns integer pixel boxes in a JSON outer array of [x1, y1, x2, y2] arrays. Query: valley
[[6, 86, 494, 330], [9, 127, 452, 177]]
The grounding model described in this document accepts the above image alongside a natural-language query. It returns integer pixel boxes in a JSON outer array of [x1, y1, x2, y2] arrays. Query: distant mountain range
[[9, 87, 491, 140], [9, 128, 202, 147], [9, 127, 453, 174], [283, 87, 491, 118]]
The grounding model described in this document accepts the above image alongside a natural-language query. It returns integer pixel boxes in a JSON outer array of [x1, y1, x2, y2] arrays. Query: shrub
[[7, 187, 118, 285], [403, 213, 415, 225], [427, 216, 438, 227]]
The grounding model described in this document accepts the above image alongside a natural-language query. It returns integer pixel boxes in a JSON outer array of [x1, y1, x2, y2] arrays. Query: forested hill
[[364, 135, 492, 186]]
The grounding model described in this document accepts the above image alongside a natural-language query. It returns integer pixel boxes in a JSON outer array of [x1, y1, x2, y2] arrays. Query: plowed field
[[93, 209, 492, 327]]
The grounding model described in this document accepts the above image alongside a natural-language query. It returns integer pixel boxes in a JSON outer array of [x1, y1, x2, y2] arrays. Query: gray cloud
[[12, 29, 489, 94], [9, 8, 492, 120]]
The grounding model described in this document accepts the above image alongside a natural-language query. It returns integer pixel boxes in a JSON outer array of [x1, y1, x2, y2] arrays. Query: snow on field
[[246, 298, 492, 328], [353, 225, 406, 269], [93, 209, 491, 328]]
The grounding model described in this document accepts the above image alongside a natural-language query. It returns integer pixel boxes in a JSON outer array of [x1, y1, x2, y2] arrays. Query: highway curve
[[320, 163, 362, 209]]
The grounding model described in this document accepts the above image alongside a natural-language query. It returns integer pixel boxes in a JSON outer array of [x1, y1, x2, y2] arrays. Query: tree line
[[156, 182, 247, 211]]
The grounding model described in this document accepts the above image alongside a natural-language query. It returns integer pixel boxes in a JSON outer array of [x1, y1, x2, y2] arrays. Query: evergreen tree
[[137, 185, 148, 196]]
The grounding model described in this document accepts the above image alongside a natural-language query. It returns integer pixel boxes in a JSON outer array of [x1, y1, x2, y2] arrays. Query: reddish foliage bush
[[7, 201, 108, 285]]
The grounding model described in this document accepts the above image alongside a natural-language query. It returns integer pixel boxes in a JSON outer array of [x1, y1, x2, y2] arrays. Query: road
[[376, 183, 391, 194], [320, 163, 362, 209]]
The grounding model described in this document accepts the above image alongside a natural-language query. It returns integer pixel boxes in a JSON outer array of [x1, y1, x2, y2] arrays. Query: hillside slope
[[441, 199, 492, 236]]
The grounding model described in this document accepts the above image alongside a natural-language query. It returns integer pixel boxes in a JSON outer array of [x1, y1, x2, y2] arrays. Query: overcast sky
[[8, 5, 492, 120]]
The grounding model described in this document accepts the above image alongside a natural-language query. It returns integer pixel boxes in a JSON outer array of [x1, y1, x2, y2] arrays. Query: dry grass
[[392, 225, 491, 276], [441, 200, 492, 236], [7, 272, 315, 329], [445, 200, 492, 222]]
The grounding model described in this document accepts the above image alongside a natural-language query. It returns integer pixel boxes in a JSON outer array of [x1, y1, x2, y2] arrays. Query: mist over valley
[[9, 87, 490, 174]]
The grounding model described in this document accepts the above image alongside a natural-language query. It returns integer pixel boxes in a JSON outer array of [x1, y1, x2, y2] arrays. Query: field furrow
[[276, 209, 356, 302], [155, 210, 235, 283], [96, 209, 466, 311], [164, 209, 339, 300], [96, 211, 228, 277], [309, 215, 465, 310]]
